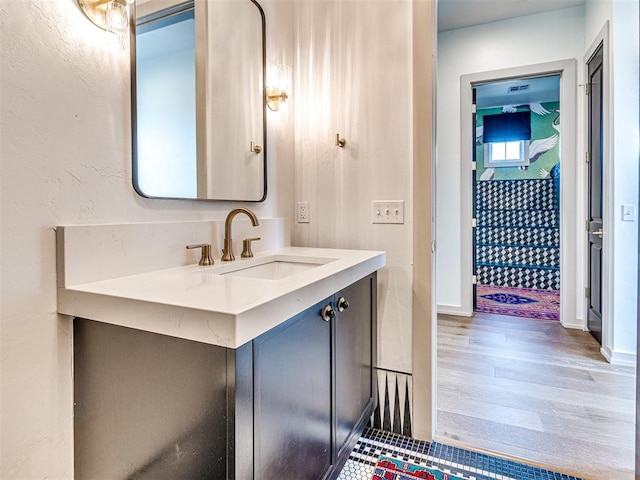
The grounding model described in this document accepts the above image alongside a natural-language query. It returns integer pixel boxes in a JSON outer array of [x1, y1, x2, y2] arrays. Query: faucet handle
[[186, 244, 214, 266], [241, 237, 261, 258]]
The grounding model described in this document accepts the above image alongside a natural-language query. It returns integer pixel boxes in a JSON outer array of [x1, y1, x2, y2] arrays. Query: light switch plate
[[372, 200, 404, 224], [621, 204, 636, 222]]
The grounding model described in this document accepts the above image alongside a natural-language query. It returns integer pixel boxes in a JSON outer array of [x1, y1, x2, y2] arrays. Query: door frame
[[583, 23, 614, 361], [459, 60, 580, 329], [411, 0, 437, 441]]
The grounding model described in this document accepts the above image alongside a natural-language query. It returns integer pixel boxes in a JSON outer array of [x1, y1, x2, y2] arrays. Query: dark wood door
[[587, 44, 604, 344], [335, 274, 376, 461], [253, 299, 332, 480]]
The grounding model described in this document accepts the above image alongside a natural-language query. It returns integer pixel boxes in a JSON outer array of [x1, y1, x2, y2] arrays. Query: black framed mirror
[[131, 0, 267, 201]]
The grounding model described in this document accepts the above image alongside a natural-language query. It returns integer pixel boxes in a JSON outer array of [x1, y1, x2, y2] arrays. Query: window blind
[[483, 111, 531, 143]]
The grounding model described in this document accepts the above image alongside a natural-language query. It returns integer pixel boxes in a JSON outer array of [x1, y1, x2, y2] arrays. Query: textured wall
[[0, 0, 294, 477], [292, 0, 413, 373]]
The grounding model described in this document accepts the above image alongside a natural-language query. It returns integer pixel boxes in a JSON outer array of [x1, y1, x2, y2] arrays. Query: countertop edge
[[58, 249, 385, 348]]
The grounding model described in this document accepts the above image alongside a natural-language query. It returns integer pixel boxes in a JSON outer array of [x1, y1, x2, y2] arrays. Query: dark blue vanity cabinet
[[73, 273, 376, 479], [335, 275, 376, 464], [253, 298, 332, 479]]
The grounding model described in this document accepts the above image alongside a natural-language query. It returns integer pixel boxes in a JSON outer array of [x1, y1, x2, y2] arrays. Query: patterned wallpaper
[[476, 101, 560, 181]]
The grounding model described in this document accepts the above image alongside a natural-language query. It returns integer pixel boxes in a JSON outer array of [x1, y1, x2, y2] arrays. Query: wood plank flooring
[[436, 313, 636, 480]]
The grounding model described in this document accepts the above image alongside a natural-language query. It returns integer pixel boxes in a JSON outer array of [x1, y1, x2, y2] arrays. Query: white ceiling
[[438, 0, 587, 32]]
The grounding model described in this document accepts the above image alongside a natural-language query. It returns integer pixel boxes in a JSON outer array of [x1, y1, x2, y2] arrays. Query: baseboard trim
[[560, 318, 584, 330], [601, 345, 637, 366], [437, 304, 473, 317], [372, 369, 413, 437]]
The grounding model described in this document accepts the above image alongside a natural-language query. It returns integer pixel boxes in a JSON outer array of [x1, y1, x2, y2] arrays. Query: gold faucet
[[222, 208, 259, 261]]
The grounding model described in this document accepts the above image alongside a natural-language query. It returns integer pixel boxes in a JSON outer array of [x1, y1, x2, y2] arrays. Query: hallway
[[436, 313, 635, 480]]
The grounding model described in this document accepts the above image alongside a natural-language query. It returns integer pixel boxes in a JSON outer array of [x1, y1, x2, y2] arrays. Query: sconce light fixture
[[266, 61, 291, 112], [77, 0, 132, 49], [266, 87, 289, 112]]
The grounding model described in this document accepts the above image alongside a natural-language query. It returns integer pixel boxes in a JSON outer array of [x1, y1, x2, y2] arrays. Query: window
[[484, 140, 530, 168], [481, 110, 531, 167]]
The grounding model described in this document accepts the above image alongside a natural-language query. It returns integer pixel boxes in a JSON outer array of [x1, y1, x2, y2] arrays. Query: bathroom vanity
[[73, 273, 375, 479], [57, 222, 384, 479]]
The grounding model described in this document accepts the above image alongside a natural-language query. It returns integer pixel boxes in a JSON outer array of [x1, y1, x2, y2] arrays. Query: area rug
[[372, 456, 465, 480], [476, 284, 559, 320]]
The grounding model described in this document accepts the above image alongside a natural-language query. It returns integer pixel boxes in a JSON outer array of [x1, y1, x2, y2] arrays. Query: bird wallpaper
[[476, 101, 560, 181]]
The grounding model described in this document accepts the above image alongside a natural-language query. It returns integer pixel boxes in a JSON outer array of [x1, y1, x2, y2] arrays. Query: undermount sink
[[203, 254, 338, 280], [223, 260, 323, 280]]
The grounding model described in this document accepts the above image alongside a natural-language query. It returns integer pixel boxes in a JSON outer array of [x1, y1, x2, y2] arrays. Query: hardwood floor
[[436, 313, 636, 480]]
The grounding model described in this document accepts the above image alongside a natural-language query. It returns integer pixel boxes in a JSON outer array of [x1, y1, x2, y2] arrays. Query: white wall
[[436, 6, 586, 316], [292, 0, 413, 373], [0, 0, 294, 476], [585, 0, 639, 363]]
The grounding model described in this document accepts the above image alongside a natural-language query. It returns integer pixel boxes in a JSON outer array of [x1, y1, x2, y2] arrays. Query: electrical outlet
[[372, 200, 404, 224], [297, 201, 310, 223]]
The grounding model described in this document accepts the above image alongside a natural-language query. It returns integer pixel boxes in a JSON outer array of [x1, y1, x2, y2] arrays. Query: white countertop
[[58, 247, 385, 348]]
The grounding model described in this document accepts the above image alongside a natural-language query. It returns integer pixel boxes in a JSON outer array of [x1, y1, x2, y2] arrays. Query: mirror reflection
[[132, 0, 266, 201]]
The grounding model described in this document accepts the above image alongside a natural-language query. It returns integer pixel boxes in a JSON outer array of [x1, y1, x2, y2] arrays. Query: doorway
[[472, 75, 562, 322], [436, 59, 636, 479], [459, 60, 579, 329]]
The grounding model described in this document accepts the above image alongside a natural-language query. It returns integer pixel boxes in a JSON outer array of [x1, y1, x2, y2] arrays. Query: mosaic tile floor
[[338, 428, 583, 480]]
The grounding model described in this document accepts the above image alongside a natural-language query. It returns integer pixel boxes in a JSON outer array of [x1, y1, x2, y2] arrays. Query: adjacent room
[[474, 75, 561, 321], [435, 2, 638, 479]]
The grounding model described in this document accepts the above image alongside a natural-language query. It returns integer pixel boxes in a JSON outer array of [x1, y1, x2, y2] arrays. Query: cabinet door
[[253, 299, 332, 480], [73, 319, 229, 480], [335, 274, 376, 460]]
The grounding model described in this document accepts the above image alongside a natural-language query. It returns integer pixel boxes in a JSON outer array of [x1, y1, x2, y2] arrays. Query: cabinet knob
[[337, 297, 349, 312], [321, 304, 336, 322]]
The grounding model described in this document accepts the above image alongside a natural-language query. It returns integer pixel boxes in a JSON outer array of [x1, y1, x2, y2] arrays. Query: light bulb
[[106, 0, 129, 50]]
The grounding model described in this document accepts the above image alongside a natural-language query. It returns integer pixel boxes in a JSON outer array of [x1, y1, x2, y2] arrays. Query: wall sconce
[[266, 61, 291, 112], [266, 87, 288, 112], [77, 0, 132, 49]]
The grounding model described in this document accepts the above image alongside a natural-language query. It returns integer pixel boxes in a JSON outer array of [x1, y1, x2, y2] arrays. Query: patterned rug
[[372, 456, 465, 480], [476, 284, 559, 320]]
